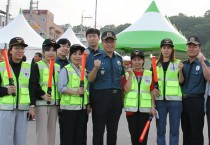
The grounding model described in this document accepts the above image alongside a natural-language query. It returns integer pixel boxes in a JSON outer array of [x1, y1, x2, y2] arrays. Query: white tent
[[116, 0, 187, 52], [0, 14, 44, 62], [57, 27, 85, 47]]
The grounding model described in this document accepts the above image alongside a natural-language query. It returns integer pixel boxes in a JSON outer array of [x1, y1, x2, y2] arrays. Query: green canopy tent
[[115, 0, 187, 53]]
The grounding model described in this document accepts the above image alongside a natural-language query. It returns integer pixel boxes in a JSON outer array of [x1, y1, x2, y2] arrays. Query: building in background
[[22, 9, 63, 40], [0, 10, 12, 29]]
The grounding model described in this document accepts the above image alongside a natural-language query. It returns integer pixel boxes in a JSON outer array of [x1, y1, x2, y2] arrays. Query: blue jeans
[[156, 101, 182, 145]]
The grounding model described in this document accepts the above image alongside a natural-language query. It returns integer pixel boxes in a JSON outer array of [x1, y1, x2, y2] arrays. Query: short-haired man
[[87, 31, 125, 145], [56, 38, 71, 145], [180, 36, 210, 145], [84, 28, 101, 145]]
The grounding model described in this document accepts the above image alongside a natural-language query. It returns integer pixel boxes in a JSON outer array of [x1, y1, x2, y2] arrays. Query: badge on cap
[[16, 37, 23, 43], [190, 37, 195, 42], [196, 65, 200, 71], [107, 32, 112, 36]]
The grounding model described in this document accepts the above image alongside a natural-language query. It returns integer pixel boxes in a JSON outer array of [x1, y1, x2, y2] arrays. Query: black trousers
[[181, 97, 205, 145], [91, 89, 123, 145], [62, 110, 87, 145], [206, 96, 210, 145], [126, 112, 150, 145], [82, 113, 89, 145]]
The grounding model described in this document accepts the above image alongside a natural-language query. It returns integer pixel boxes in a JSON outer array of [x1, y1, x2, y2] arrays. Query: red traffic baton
[[2, 43, 15, 96], [139, 115, 153, 143], [151, 55, 159, 90], [47, 58, 54, 104], [80, 53, 87, 98]]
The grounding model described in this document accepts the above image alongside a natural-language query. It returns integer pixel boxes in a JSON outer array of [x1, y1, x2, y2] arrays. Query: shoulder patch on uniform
[[114, 51, 122, 58], [182, 60, 188, 63], [93, 52, 102, 57]]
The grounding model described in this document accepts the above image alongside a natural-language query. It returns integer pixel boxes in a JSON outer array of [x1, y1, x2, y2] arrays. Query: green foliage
[[169, 10, 210, 57], [99, 23, 131, 34], [72, 25, 91, 33]]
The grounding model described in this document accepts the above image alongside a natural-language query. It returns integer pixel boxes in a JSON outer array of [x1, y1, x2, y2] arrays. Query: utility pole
[[29, 0, 39, 22], [80, 11, 92, 34], [94, 0, 97, 29], [5, 0, 10, 25]]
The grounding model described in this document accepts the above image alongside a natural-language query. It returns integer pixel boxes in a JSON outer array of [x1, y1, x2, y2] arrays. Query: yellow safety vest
[[0, 62, 30, 110], [124, 70, 152, 113], [60, 64, 89, 110], [156, 59, 182, 101], [36, 60, 60, 106]]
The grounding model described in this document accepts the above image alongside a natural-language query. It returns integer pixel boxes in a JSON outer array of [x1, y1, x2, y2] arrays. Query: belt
[[183, 93, 204, 98], [95, 89, 121, 94]]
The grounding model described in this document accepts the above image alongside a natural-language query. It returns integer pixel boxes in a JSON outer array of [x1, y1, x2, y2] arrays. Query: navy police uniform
[[181, 58, 210, 145], [86, 50, 125, 145]]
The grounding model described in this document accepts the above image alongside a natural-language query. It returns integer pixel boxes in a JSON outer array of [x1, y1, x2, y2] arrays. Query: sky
[[1, 0, 210, 28]]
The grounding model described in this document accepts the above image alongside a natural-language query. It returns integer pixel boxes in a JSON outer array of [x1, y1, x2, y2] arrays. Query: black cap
[[131, 50, 144, 60], [9, 37, 28, 47], [69, 44, 85, 56], [42, 38, 60, 49], [187, 36, 201, 45], [101, 31, 116, 41], [160, 38, 174, 48]]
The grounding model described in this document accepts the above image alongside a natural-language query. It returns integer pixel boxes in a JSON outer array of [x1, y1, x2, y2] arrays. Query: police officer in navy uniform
[[180, 36, 210, 145], [87, 31, 125, 145], [85, 28, 101, 145]]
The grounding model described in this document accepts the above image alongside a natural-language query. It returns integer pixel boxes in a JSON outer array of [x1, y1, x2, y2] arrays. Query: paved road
[[26, 112, 208, 145]]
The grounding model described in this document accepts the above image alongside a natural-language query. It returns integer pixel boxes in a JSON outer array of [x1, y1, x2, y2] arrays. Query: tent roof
[[116, 1, 187, 52], [145, 0, 160, 13], [57, 27, 85, 47], [0, 14, 44, 48]]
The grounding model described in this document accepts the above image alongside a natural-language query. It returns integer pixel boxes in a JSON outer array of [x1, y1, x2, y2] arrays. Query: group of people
[[0, 28, 210, 145]]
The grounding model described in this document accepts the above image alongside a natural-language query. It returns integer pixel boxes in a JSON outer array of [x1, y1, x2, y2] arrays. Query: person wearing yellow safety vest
[[123, 50, 156, 145], [155, 38, 184, 145], [58, 44, 88, 145], [29, 38, 60, 145], [0, 37, 32, 145]]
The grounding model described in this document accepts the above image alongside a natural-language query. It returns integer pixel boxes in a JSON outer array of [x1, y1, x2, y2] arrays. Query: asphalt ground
[[26, 111, 209, 145]]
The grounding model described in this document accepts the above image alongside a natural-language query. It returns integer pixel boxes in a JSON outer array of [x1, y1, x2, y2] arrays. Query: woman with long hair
[[155, 38, 183, 145]]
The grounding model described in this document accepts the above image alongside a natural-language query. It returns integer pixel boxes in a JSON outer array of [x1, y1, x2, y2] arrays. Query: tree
[[100, 24, 117, 33], [72, 25, 90, 33], [60, 23, 71, 32], [204, 10, 210, 18], [115, 23, 131, 34], [203, 41, 210, 59]]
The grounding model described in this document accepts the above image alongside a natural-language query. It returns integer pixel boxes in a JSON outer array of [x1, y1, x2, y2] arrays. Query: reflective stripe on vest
[[60, 64, 89, 110], [124, 70, 152, 113], [60, 105, 87, 110], [156, 59, 182, 101], [36, 100, 59, 106], [0, 62, 30, 110], [36, 60, 60, 106]]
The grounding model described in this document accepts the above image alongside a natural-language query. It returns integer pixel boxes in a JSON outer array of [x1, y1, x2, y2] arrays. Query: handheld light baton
[[80, 53, 87, 98], [2, 43, 15, 96], [47, 58, 54, 104], [151, 55, 159, 90], [139, 115, 153, 142]]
